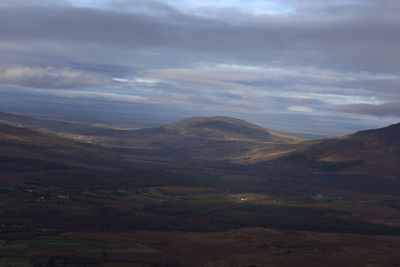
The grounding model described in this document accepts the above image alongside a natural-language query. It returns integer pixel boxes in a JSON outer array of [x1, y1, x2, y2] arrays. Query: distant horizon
[[2, 107, 396, 140]]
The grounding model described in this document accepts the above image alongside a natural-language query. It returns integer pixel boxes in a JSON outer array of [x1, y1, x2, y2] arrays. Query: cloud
[[48, 90, 148, 103], [0, 66, 111, 89], [141, 65, 351, 86], [0, 0, 68, 7], [340, 78, 400, 100], [287, 106, 313, 113], [0, 0, 399, 133], [334, 102, 400, 117], [1, 0, 399, 72], [271, 96, 325, 105], [139, 65, 397, 107]]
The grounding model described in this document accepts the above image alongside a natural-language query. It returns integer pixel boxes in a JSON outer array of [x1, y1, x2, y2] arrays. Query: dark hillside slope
[[0, 111, 122, 136], [295, 122, 400, 178], [0, 124, 121, 173]]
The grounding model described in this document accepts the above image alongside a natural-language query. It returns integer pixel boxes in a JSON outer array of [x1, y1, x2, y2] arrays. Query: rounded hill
[[161, 116, 300, 142]]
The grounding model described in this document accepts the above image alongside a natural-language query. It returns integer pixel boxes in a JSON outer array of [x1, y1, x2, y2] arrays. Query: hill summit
[[354, 122, 400, 140], [160, 116, 300, 142]]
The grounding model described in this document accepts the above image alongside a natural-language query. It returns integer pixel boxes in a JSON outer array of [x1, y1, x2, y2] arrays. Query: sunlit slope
[[109, 116, 303, 161], [0, 111, 123, 136], [0, 123, 120, 172], [297, 122, 400, 178], [160, 116, 302, 142], [0, 113, 304, 163]]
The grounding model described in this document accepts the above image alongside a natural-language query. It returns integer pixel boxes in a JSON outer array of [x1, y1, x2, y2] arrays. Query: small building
[[56, 194, 70, 199]]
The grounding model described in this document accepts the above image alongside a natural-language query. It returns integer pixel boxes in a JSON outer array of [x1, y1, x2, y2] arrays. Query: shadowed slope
[[0, 111, 123, 136], [0, 123, 121, 173], [297, 122, 400, 178]]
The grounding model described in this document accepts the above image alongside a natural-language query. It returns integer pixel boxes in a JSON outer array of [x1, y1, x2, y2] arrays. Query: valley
[[0, 112, 400, 266]]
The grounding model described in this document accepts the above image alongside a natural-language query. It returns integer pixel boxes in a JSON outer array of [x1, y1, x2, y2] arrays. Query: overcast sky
[[0, 0, 399, 135]]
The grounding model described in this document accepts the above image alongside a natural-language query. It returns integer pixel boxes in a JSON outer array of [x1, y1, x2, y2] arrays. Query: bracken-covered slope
[[0, 123, 121, 173], [149, 116, 301, 142], [298, 122, 400, 178], [0, 113, 304, 162], [0, 111, 122, 136]]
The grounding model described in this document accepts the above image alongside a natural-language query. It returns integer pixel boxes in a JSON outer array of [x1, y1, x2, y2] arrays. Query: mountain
[[0, 111, 124, 137], [109, 116, 304, 160], [4, 111, 399, 177], [297, 122, 400, 178], [0, 112, 302, 142], [0, 123, 122, 177], [139, 116, 301, 142], [0, 112, 304, 162], [1, 116, 400, 266]]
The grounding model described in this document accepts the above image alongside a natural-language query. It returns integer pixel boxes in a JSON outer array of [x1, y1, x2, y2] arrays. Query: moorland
[[0, 111, 400, 267]]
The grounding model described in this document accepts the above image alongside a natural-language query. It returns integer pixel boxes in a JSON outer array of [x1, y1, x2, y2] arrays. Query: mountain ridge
[[151, 116, 302, 142], [1, 110, 399, 178]]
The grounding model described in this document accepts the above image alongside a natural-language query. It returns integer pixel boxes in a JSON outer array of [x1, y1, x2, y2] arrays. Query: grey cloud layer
[[335, 102, 400, 117], [0, 66, 110, 89], [1, 1, 399, 71], [0, 0, 399, 133]]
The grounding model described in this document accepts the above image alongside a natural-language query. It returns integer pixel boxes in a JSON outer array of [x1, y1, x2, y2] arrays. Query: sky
[[0, 0, 399, 135]]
